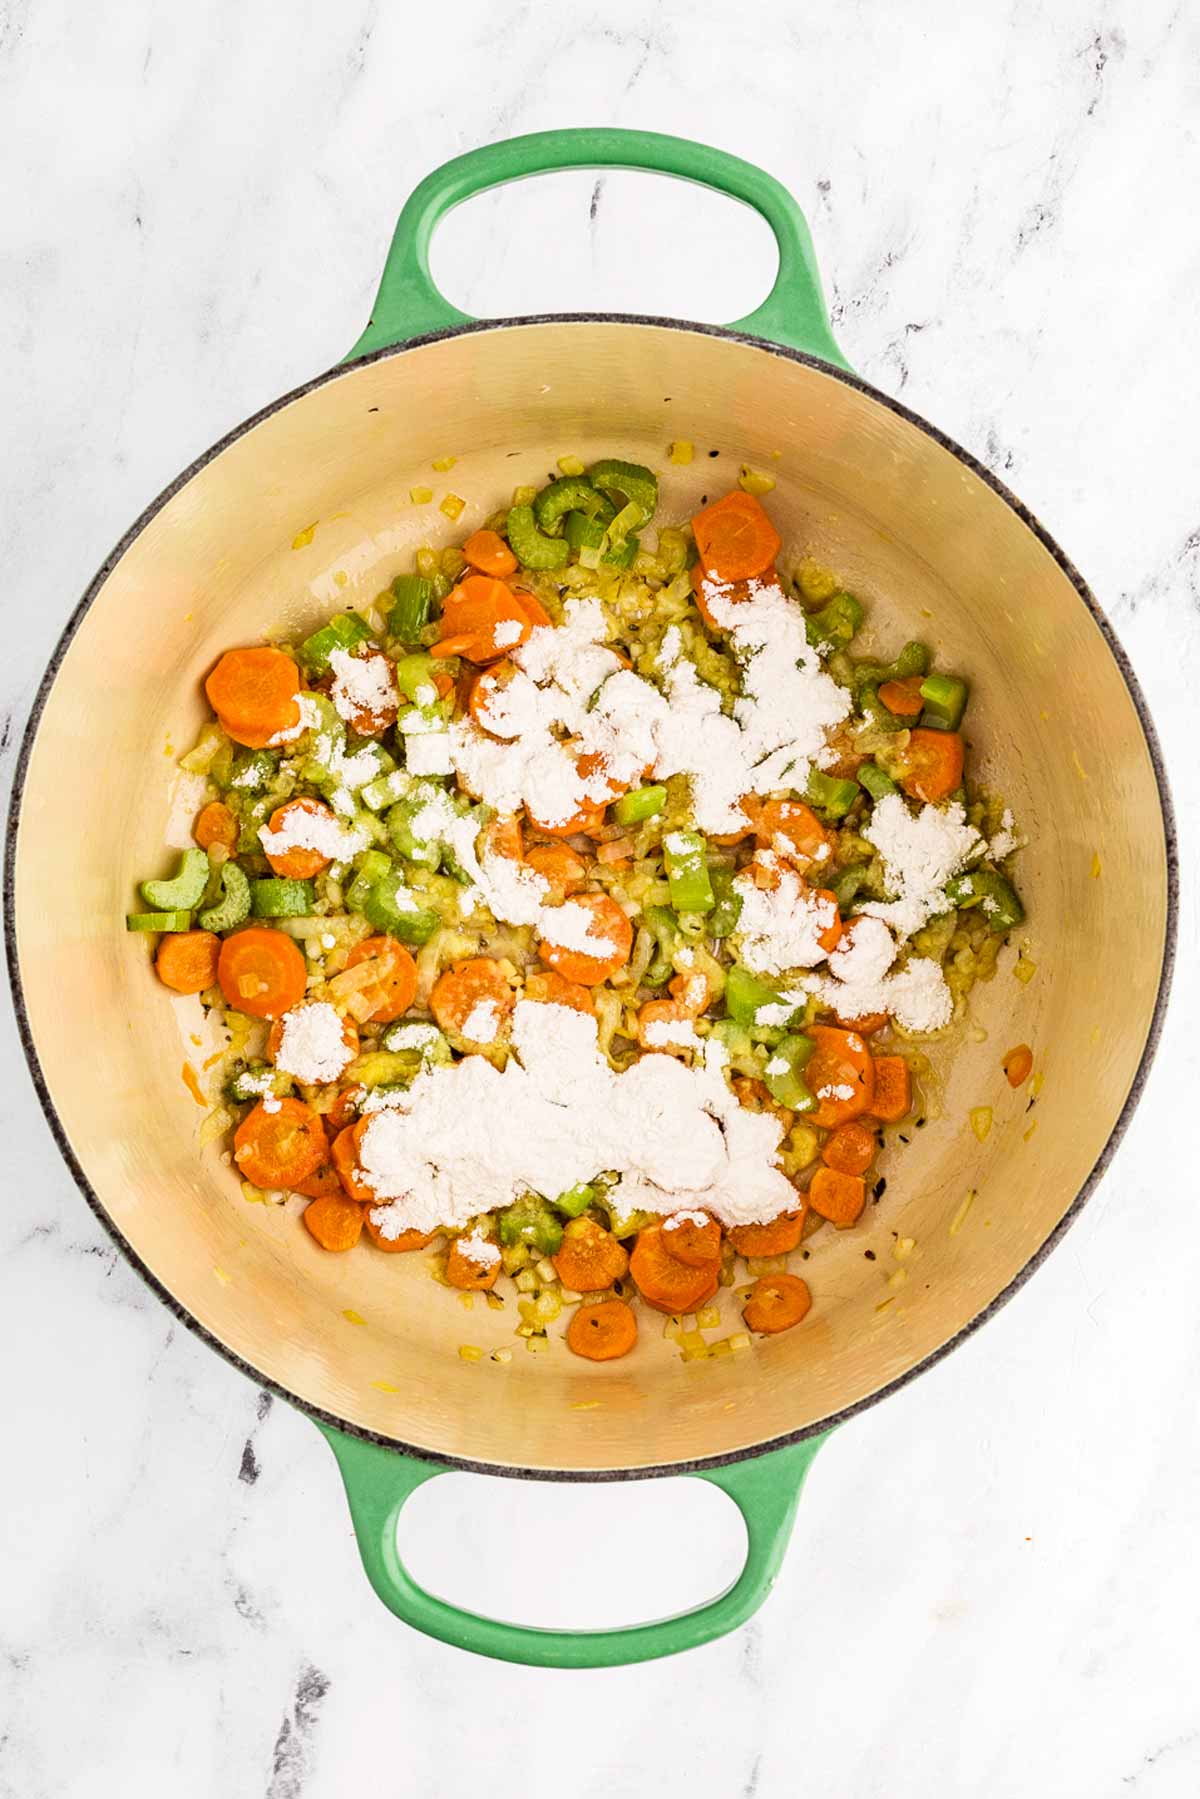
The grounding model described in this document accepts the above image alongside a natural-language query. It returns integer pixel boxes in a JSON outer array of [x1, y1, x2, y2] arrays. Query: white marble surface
[[1, 1, 1198, 1793]]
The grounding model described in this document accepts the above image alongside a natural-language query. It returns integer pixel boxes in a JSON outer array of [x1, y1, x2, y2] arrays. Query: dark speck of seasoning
[[700, 496, 708, 506], [1026, 1096, 1037, 1112], [708, 448, 720, 457], [873, 1177, 887, 1201], [801, 1248, 810, 1259], [897, 1134, 910, 1145], [367, 406, 379, 414], [915, 1117, 926, 1129], [864, 1249, 876, 1260]]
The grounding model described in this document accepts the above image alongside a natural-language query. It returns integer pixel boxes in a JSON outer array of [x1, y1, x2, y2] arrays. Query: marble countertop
[[2, 1, 1197, 1794]]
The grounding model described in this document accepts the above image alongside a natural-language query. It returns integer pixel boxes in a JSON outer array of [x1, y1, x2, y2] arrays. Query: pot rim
[[4, 313, 1179, 1482]]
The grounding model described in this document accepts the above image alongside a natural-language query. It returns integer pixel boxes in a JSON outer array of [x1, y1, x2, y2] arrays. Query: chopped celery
[[361, 770, 412, 813], [602, 531, 639, 568], [389, 574, 434, 643], [362, 868, 441, 943], [944, 868, 1025, 932], [299, 611, 373, 674], [858, 681, 904, 733], [830, 864, 869, 910], [228, 749, 278, 793], [392, 652, 443, 706], [919, 672, 969, 731], [806, 768, 860, 819], [804, 593, 863, 653], [199, 862, 251, 932], [140, 848, 210, 912], [707, 866, 743, 938], [762, 1033, 817, 1111], [126, 909, 193, 933], [663, 830, 714, 914], [708, 1018, 760, 1078], [642, 904, 678, 985], [613, 784, 667, 827], [345, 849, 392, 914], [381, 1020, 452, 1064], [725, 965, 802, 1032], [587, 458, 658, 525], [534, 476, 605, 534], [858, 760, 898, 799], [564, 510, 606, 554], [347, 1049, 424, 1089], [852, 639, 930, 696], [386, 794, 443, 870], [250, 878, 315, 918], [226, 1061, 291, 1103], [498, 1194, 564, 1255], [507, 503, 569, 570], [554, 1183, 596, 1219]]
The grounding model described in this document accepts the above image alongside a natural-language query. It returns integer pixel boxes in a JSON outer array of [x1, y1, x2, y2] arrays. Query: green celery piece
[[613, 784, 667, 827], [507, 503, 569, 570], [386, 794, 443, 870], [381, 1021, 452, 1065], [350, 1049, 427, 1089], [852, 639, 930, 697], [140, 848, 210, 911], [389, 574, 434, 643], [250, 878, 315, 918], [830, 864, 869, 910], [708, 1018, 760, 1077], [919, 672, 969, 731], [198, 862, 251, 932], [392, 652, 444, 705], [534, 476, 607, 534], [345, 848, 393, 915], [804, 593, 863, 654], [641, 903, 678, 986], [858, 761, 898, 799], [299, 611, 373, 675], [602, 531, 639, 568], [554, 1184, 596, 1219], [663, 830, 714, 914], [361, 770, 412, 813], [498, 1194, 564, 1255], [226, 1061, 292, 1103], [858, 681, 904, 734], [763, 1033, 817, 1111], [126, 909, 193, 933], [587, 458, 658, 525], [564, 510, 606, 554], [707, 866, 743, 938], [363, 868, 440, 943], [228, 749, 278, 793], [806, 769, 860, 819], [944, 868, 1025, 932], [725, 964, 801, 1031]]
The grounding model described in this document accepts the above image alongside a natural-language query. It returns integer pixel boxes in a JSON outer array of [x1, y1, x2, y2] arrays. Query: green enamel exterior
[[347, 126, 848, 368], [324, 126, 844, 1665], [319, 1422, 829, 1668]]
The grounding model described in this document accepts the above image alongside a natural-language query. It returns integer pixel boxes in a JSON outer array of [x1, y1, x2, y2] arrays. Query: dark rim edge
[[3, 313, 1179, 1485]]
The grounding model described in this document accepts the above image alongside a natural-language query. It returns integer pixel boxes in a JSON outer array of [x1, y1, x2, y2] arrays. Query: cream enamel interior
[[12, 321, 1169, 1474]]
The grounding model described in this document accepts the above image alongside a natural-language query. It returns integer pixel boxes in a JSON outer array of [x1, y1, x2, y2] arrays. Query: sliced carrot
[[430, 957, 514, 1045], [291, 1156, 346, 1200], [263, 796, 337, 879], [743, 1272, 811, 1334], [899, 728, 964, 803], [446, 1234, 501, 1290], [267, 1006, 359, 1067], [567, 1299, 638, 1361], [205, 647, 300, 741], [728, 1209, 806, 1257], [537, 892, 632, 986], [878, 675, 926, 718], [630, 1222, 720, 1314], [154, 929, 220, 995], [331, 1119, 376, 1203], [194, 801, 238, 852], [526, 797, 608, 838], [661, 1212, 721, 1268], [807, 1166, 866, 1227], [324, 1085, 363, 1135], [524, 842, 587, 896], [691, 490, 781, 583], [433, 671, 456, 700], [755, 798, 834, 876], [811, 888, 844, 954], [869, 1055, 912, 1123], [512, 588, 553, 629], [709, 792, 762, 845], [217, 926, 308, 1019], [574, 749, 627, 805], [345, 936, 418, 1024], [690, 561, 777, 631], [522, 969, 595, 1015], [430, 574, 531, 664], [808, 1024, 876, 1128], [462, 527, 518, 578], [233, 1096, 327, 1189], [552, 1217, 629, 1293], [833, 1010, 889, 1034], [303, 1194, 364, 1253], [820, 1120, 878, 1177], [482, 814, 524, 861], [468, 660, 523, 738], [636, 997, 700, 1056], [332, 649, 398, 737], [1003, 1043, 1034, 1088], [362, 1206, 435, 1253]]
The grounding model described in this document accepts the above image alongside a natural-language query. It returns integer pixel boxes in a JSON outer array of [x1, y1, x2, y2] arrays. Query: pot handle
[[348, 128, 846, 366], [318, 1421, 828, 1668]]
